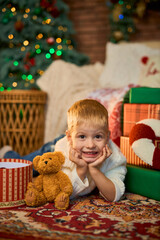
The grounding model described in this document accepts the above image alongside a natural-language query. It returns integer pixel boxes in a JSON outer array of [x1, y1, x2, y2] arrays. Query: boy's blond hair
[[67, 99, 108, 132]]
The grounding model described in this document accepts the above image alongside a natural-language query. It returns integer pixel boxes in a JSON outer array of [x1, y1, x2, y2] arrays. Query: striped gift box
[[0, 158, 32, 208], [120, 136, 152, 169], [123, 103, 160, 136]]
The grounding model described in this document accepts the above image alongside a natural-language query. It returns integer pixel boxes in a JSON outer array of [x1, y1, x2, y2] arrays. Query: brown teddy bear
[[25, 151, 73, 210]]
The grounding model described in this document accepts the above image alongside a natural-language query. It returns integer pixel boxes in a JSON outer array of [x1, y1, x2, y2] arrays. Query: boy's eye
[[78, 135, 85, 139], [95, 135, 102, 139]]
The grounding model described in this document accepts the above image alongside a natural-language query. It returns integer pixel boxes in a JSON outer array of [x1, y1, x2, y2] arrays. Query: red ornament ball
[[46, 37, 55, 45], [52, 52, 62, 60], [15, 20, 24, 32]]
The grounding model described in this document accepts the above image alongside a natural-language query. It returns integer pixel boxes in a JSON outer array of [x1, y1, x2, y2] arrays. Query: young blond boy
[[55, 99, 127, 202]]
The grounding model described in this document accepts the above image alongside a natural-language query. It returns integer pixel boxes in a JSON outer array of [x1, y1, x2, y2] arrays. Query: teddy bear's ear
[[55, 151, 65, 164], [33, 155, 41, 170]]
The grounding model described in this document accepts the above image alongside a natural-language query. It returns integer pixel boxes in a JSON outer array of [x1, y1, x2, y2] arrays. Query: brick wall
[[64, 0, 109, 64], [65, 0, 160, 64]]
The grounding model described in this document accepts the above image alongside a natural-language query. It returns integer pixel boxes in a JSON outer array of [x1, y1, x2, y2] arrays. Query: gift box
[[120, 136, 152, 168], [125, 164, 160, 201], [123, 103, 160, 136], [0, 158, 32, 208], [129, 87, 160, 104]]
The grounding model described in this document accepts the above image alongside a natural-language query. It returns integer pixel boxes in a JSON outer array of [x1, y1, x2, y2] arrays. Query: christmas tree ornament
[[24, 64, 30, 71], [113, 31, 123, 41], [34, 7, 42, 15], [112, 4, 122, 22], [50, 7, 60, 18], [29, 58, 36, 66], [14, 20, 24, 32], [40, 0, 54, 9], [136, 1, 146, 18], [46, 37, 55, 45], [52, 52, 62, 60]]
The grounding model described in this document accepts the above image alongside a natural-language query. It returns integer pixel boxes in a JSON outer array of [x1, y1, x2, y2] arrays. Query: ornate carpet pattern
[[0, 192, 160, 240]]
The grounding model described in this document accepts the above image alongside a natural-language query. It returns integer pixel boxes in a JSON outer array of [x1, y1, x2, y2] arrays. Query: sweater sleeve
[[105, 165, 126, 201], [101, 140, 127, 202]]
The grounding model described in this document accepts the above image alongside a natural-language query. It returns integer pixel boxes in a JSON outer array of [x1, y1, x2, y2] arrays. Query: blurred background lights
[[35, 44, 40, 49], [119, 0, 124, 4], [0, 87, 4, 91], [49, 48, 55, 54], [22, 74, 27, 80], [36, 48, 41, 54], [36, 33, 43, 40], [27, 74, 32, 80], [11, 7, 16, 12], [8, 34, 14, 39], [21, 46, 26, 51], [23, 14, 28, 18], [45, 18, 51, 24], [57, 45, 62, 49], [56, 38, 62, 43], [13, 61, 19, 66], [25, 8, 30, 13], [46, 53, 51, 59], [12, 82, 17, 87], [119, 14, 124, 19], [23, 40, 29, 46], [56, 50, 62, 56]]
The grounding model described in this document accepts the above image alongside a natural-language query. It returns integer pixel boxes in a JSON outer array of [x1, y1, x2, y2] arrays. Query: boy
[[55, 99, 126, 201], [0, 99, 127, 202]]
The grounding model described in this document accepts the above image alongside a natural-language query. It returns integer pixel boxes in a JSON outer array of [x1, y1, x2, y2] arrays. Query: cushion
[[99, 42, 160, 89], [138, 55, 160, 88]]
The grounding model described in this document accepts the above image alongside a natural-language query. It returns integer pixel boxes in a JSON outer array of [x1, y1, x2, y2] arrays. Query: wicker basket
[[0, 90, 47, 156]]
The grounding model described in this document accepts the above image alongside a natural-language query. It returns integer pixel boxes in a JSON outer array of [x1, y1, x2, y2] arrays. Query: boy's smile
[[81, 150, 99, 162], [67, 123, 109, 163]]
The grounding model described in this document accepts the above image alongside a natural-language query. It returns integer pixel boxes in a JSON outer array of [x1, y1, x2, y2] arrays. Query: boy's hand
[[69, 146, 88, 181], [89, 144, 112, 168]]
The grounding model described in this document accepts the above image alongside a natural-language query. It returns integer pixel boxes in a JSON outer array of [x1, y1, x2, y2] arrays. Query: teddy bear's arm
[[57, 171, 73, 195], [33, 175, 44, 192]]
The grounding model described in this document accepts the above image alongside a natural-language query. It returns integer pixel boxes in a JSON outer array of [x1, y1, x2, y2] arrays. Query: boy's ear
[[66, 130, 72, 143]]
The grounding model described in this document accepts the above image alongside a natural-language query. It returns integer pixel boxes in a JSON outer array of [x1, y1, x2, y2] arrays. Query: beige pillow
[[142, 41, 160, 49], [138, 55, 160, 88], [99, 42, 160, 89]]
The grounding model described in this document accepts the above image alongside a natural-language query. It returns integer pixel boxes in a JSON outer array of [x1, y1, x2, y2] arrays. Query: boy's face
[[67, 122, 109, 163]]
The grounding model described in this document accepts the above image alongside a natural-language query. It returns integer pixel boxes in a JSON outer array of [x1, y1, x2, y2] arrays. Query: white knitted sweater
[[55, 136, 127, 202]]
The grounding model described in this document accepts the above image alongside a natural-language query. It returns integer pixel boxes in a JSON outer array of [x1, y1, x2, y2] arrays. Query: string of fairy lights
[[0, 1, 75, 90]]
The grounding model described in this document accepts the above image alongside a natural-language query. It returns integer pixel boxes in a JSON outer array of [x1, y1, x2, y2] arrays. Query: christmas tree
[[0, 0, 89, 90], [107, 0, 148, 43], [107, 0, 159, 43]]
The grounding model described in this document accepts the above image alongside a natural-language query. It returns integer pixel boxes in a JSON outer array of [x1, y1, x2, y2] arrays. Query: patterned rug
[[0, 192, 160, 240]]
